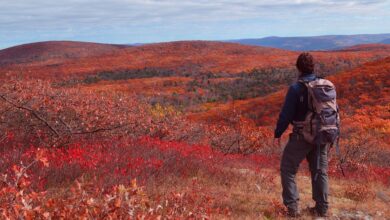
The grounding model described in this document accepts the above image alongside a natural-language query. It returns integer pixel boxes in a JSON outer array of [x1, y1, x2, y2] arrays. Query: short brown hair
[[296, 53, 314, 74]]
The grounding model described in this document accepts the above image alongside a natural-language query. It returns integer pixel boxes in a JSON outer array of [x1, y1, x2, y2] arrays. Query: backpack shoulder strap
[[297, 78, 316, 110], [297, 79, 308, 103]]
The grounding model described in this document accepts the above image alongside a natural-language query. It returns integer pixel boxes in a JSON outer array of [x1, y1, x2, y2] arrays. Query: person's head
[[296, 52, 315, 76]]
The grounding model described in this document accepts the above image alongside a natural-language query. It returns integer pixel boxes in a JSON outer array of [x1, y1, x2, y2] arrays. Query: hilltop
[[1, 40, 390, 81], [0, 41, 128, 67], [0, 41, 295, 79]]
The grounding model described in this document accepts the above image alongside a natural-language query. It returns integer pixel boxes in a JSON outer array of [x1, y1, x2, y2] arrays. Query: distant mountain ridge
[[381, 38, 390, 44], [227, 33, 390, 51]]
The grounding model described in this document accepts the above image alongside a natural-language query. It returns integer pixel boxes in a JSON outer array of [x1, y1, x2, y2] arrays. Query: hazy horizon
[[1, 32, 390, 50]]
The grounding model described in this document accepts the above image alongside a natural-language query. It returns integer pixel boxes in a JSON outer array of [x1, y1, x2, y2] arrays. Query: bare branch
[[72, 124, 128, 135], [0, 94, 60, 137], [0, 134, 7, 143]]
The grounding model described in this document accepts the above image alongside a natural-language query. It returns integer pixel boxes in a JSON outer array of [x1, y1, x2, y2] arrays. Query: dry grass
[[149, 165, 390, 219]]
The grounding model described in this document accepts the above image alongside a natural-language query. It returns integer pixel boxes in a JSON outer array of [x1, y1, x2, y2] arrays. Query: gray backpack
[[294, 78, 340, 146], [294, 77, 342, 178]]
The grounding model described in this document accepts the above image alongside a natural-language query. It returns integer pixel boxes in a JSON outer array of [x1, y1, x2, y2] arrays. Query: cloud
[[1, 0, 387, 26], [0, 0, 389, 48]]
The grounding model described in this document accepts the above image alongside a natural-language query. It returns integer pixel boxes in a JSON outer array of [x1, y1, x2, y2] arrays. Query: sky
[[0, 0, 389, 49]]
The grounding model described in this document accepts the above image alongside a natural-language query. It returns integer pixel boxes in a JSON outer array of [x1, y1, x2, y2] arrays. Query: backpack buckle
[[292, 124, 304, 134]]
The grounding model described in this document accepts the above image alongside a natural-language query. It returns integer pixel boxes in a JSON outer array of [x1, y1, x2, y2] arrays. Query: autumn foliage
[[0, 41, 389, 218]]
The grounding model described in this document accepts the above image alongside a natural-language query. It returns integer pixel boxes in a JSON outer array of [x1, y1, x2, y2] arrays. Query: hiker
[[274, 53, 340, 217]]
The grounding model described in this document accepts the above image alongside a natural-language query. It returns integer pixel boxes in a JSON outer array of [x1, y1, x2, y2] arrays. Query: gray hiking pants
[[280, 132, 329, 212]]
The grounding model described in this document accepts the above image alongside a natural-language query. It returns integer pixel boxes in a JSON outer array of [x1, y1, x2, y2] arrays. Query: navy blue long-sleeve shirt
[[274, 73, 317, 138]]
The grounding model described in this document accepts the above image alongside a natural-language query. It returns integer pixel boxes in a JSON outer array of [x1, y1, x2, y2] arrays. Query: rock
[[238, 169, 250, 174], [376, 191, 390, 203], [336, 210, 373, 220]]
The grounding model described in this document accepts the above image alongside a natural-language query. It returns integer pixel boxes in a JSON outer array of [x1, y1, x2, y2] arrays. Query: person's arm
[[274, 86, 298, 139]]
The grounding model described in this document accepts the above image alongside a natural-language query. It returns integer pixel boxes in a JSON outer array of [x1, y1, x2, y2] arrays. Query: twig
[[72, 124, 127, 135], [0, 134, 7, 143], [0, 94, 60, 137], [14, 160, 38, 188]]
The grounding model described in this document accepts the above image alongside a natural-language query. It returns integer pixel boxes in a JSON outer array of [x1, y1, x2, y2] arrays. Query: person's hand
[[273, 138, 281, 148]]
